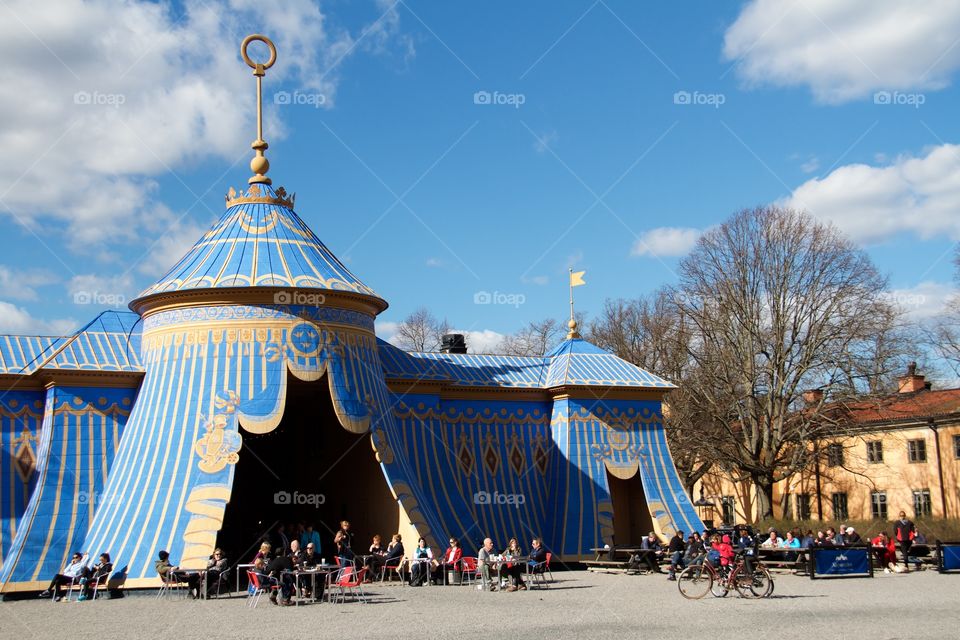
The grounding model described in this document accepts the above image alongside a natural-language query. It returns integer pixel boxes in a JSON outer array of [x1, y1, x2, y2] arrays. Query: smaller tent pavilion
[[0, 38, 701, 594]]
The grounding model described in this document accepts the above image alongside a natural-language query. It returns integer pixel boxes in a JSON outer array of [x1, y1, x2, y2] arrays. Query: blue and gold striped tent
[[0, 182, 701, 593]]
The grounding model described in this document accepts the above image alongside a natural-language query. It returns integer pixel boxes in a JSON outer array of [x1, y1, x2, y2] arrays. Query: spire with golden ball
[[240, 34, 277, 185]]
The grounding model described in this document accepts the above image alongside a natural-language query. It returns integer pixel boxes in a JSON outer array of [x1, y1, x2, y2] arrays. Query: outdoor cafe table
[[494, 557, 526, 589], [288, 564, 339, 606]]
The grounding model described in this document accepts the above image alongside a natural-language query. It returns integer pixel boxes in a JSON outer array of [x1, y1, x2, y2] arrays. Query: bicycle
[[677, 551, 773, 599]]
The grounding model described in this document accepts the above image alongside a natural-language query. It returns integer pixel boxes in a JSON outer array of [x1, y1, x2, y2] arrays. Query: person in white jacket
[[38, 552, 86, 601]]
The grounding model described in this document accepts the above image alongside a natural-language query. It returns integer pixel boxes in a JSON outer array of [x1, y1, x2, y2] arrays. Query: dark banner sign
[[810, 547, 872, 579], [938, 542, 960, 572]]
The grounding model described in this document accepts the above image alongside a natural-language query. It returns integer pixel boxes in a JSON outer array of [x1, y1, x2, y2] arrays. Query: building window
[[866, 441, 883, 463], [871, 491, 887, 519], [782, 493, 792, 519], [795, 493, 811, 520], [832, 492, 848, 520], [913, 489, 932, 517], [826, 443, 844, 468], [907, 439, 927, 463], [721, 496, 735, 526], [953, 434, 960, 459]]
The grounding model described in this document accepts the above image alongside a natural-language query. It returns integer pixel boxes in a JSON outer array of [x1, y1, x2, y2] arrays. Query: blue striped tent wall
[[0, 386, 134, 592], [0, 391, 45, 567], [80, 304, 393, 583]]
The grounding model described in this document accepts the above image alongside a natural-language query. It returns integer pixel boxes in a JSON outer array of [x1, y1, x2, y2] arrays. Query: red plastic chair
[[545, 552, 554, 582], [333, 567, 367, 603], [246, 570, 278, 608], [379, 557, 405, 584], [459, 556, 478, 585]]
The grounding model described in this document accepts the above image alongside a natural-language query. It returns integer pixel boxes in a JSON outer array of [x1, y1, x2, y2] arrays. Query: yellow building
[[694, 365, 960, 525]]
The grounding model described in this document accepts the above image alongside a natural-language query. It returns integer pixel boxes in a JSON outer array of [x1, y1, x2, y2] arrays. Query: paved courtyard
[[1, 569, 955, 640]]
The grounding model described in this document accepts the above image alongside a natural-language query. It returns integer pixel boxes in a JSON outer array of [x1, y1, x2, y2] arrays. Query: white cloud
[[0, 0, 409, 255], [522, 275, 549, 286], [454, 329, 506, 354], [800, 157, 820, 174], [0, 301, 76, 335], [881, 281, 956, 321], [375, 320, 401, 345], [783, 143, 960, 244], [724, 0, 960, 103], [0, 265, 58, 301], [67, 273, 136, 310], [631, 227, 702, 258], [425, 257, 444, 268]]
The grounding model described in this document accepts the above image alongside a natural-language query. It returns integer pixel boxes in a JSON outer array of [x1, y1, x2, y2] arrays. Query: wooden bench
[[584, 547, 663, 574]]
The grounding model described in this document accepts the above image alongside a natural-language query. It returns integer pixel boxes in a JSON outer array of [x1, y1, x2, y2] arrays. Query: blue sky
[[2, 1, 960, 352]]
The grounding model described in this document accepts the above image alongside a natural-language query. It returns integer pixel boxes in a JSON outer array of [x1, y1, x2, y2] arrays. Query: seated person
[[711, 535, 735, 568], [761, 531, 782, 548], [363, 534, 387, 578], [39, 551, 86, 601], [252, 541, 272, 564], [78, 553, 113, 601], [683, 533, 705, 567], [824, 527, 840, 546], [871, 531, 897, 571], [499, 538, 526, 591], [301, 543, 320, 569], [635, 532, 663, 573], [478, 538, 497, 591], [666, 530, 686, 580], [434, 537, 463, 584], [155, 550, 201, 599], [735, 527, 754, 550], [778, 531, 801, 563], [264, 552, 298, 605], [844, 527, 862, 545], [288, 539, 303, 567], [205, 548, 228, 596], [812, 530, 829, 546], [801, 530, 815, 548], [528, 537, 548, 574], [409, 537, 434, 586]]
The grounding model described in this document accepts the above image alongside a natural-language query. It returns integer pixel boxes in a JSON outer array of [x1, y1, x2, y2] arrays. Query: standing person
[[478, 538, 497, 591], [274, 524, 290, 557], [334, 520, 355, 564], [666, 530, 686, 581], [38, 552, 86, 601], [894, 511, 916, 572]]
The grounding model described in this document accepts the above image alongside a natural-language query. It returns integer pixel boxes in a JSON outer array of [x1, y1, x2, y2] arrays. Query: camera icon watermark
[[673, 90, 725, 108], [473, 90, 526, 109], [274, 490, 326, 508], [73, 91, 126, 108], [473, 290, 526, 308], [273, 290, 326, 306], [873, 91, 925, 108], [474, 490, 525, 508], [73, 291, 126, 308], [274, 90, 326, 109]]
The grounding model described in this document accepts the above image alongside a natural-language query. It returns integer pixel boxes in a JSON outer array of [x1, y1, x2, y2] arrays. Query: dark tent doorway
[[218, 373, 399, 564], [606, 467, 653, 546]]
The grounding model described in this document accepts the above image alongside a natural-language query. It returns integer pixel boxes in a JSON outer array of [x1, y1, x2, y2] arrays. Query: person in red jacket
[[711, 534, 735, 567], [871, 531, 897, 571], [434, 536, 464, 584], [893, 511, 916, 572]]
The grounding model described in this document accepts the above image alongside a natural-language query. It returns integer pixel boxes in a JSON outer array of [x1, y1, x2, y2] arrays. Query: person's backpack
[[706, 549, 721, 567]]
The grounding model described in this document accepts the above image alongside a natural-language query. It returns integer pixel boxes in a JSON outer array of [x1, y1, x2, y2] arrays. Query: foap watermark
[[274, 90, 326, 109], [673, 90, 725, 108], [473, 90, 526, 109], [274, 490, 326, 508], [77, 491, 121, 507], [73, 291, 126, 308], [73, 90, 126, 108], [873, 91, 925, 108], [274, 290, 326, 306], [877, 291, 927, 309], [473, 290, 526, 308], [474, 490, 525, 508]]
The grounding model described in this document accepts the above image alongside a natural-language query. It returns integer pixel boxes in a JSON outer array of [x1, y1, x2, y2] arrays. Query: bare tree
[[499, 318, 564, 357], [925, 250, 960, 378], [393, 307, 451, 352], [672, 206, 905, 519]]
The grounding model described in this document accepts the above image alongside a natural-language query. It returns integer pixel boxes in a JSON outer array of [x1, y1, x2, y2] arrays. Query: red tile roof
[[829, 388, 960, 425]]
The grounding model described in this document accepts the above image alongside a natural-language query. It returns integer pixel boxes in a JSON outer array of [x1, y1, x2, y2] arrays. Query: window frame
[[825, 443, 844, 468], [870, 490, 888, 520], [866, 440, 883, 464], [796, 493, 811, 520], [907, 438, 927, 464], [831, 492, 848, 521], [912, 489, 932, 518]]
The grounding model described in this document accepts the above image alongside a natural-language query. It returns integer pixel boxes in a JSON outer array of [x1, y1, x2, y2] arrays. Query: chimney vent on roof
[[440, 333, 467, 354], [898, 361, 926, 394]]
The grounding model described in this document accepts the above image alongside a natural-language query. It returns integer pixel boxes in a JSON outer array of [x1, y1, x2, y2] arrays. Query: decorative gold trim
[[131, 287, 388, 317], [225, 184, 295, 209]]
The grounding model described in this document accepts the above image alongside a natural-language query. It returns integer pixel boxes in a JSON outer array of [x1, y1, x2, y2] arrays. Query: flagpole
[[569, 268, 575, 327]]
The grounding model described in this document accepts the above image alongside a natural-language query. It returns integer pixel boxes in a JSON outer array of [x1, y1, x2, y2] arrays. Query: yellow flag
[[570, 270, 586, 287]]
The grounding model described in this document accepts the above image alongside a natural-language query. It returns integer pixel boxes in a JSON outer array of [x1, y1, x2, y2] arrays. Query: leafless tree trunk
[[672, 206, 905, 519], [499, 318, 564, 357]]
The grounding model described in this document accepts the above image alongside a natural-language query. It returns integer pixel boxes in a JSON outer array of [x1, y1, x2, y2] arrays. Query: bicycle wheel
[[677, 565, 712, 600], [734, 564, 773, 599], [710, 574, 729, 598]]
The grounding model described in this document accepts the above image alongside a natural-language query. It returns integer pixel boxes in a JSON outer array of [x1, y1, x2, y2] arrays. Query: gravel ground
[[1, 568, 954, 640]]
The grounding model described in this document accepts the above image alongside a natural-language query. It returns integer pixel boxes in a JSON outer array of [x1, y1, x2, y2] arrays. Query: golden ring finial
[[241, 34, 277, 185], [241, 34, 277, 76]]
